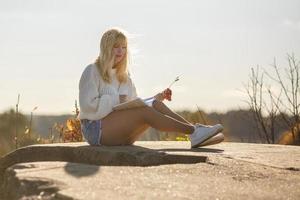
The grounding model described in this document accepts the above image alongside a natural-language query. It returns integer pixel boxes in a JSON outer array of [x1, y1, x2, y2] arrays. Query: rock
[[1, 142, 300, 199]]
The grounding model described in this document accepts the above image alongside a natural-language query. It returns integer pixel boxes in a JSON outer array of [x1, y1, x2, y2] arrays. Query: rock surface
[[1, 141, 300, 199]]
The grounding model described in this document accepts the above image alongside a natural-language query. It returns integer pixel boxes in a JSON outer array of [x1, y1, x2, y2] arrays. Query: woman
[[78, 28, 223, 148]]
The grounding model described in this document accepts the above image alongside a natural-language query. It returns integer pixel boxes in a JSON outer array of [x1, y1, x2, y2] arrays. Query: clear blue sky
[[0, 0, 299, 115]]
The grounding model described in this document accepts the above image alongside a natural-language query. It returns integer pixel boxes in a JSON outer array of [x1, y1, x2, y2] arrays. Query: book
[[112, 97, 155, 111], [113, 76, 180, 111]]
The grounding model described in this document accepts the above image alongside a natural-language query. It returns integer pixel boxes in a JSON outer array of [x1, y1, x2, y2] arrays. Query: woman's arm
[[119, 75, 138, 101]]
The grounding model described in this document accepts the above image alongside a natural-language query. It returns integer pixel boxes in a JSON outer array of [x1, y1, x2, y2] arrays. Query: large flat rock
[[1, 142, 300, 199], [141, 141, 300, 169]]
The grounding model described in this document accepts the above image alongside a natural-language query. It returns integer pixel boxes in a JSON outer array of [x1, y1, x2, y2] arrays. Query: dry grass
[[53, 100, 83, 143], [278, 124, 300, 145]]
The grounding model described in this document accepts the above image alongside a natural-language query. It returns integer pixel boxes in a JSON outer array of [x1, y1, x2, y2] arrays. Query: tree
[[245, 54, 300, 144]]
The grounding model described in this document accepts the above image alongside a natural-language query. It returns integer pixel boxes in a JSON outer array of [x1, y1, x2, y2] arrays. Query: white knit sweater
[[78, 63, 137, 120]]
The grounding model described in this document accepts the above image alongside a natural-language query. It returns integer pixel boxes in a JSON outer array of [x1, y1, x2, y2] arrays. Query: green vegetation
[[0, 109, 38, 157], [0, 102, 83, 157]]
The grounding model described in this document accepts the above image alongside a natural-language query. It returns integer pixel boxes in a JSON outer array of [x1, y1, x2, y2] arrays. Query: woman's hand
[[163, 88, 172, 101], [119, 95, 127, 103], [154, 88, 172, 102]]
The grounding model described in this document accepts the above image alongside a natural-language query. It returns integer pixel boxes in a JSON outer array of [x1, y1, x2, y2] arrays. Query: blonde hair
[[94, 28, 129, 83]]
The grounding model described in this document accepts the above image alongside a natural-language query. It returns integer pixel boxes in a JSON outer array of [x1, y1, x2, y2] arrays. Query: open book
[[113, 97, 155, 111]]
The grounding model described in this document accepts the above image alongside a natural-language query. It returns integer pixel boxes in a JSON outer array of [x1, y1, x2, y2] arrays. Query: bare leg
[[125, 124, 149, 145], [101, 106, 195, 146], [126, 100, 193, 143], [152, 100, 193, 125]]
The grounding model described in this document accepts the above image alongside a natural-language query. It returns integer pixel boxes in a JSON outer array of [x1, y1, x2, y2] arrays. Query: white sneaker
[[189, 124, 224, 148]]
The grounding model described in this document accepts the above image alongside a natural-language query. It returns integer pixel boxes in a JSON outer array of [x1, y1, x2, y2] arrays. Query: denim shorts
[[80, 119, 102, 146]]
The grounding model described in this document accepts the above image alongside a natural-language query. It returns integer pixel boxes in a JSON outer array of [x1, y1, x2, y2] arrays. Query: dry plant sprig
[[29, 106, 38, 137], [74, 100, 79, 117], [53, 123, 64, 142], [37, 135, 41, 142], [196, 104, 207, 125], [15, 94, 20, 149], [168, 76, 180, 88], [24, 126, 29, 134]]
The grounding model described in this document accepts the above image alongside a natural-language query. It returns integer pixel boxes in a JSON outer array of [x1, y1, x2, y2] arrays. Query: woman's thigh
[[101, 107, 149, 145]]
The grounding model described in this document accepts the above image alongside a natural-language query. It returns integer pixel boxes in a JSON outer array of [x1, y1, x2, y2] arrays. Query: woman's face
[[112, 43, 127, 66]]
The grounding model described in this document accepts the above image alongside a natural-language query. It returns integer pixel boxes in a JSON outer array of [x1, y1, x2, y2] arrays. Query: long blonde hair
[[94, 28, 129, 83]]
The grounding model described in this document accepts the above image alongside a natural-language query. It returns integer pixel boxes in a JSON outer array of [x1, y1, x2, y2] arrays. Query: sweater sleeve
[[129, 77, 138, 99], [126, 76, 138, 100], [78, 66, 120, 120], [118, 74, 137, 100]]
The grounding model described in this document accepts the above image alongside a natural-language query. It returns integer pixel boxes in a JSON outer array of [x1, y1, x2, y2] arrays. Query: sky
[[0, 0, 300, 115]]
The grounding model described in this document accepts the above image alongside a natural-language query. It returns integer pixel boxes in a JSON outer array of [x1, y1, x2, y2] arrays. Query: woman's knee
[[137, 105, 156, 115]]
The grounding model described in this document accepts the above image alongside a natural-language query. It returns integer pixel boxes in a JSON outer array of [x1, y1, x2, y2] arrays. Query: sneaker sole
[[197, 132, 224, 147]]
